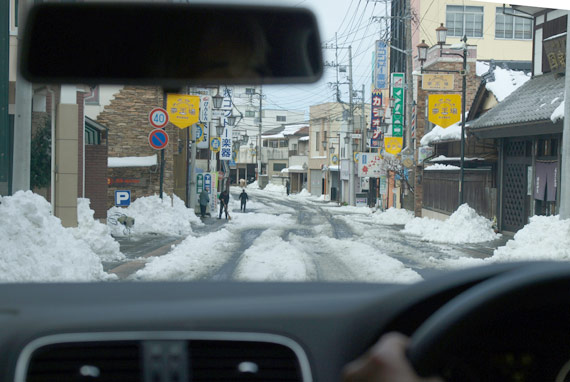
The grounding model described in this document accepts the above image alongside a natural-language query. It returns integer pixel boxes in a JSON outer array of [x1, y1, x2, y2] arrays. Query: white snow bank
[[297, 188, 311, 197], [420, 116, 465, 146], [403, 204, 499, 244], [107, 194, 201, 237], [429, 155, 484, 162], [134, 229, 235, 280], [108, 155, 157, 168], [552, 100, 565, 123], [476, 61, 531, 102], [72, 199, 125, 262], [247, 181, 260, 190], [424, 163, 460, 171], [234, 230, 315, 281], [491, 215, 570, 262], [263, 183, 287, 194], [0, 191, 115, 282], [372, 208, 415, 225]]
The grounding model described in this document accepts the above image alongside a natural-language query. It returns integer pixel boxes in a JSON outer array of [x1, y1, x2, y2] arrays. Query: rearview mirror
[[20, 3, 324, 86]]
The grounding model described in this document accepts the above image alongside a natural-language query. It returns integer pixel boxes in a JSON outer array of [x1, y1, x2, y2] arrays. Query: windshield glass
[[1, 0, 570, 284]]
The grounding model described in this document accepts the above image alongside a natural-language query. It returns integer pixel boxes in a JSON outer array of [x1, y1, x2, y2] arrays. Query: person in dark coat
[[238, 189, 249, 212], [198, 187, 210, 218], [286, 180, 290, 196], [218, 190, 230, 219]]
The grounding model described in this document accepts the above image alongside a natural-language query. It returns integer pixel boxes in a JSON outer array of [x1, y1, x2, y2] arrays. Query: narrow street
[[113, 188, 511, 282]]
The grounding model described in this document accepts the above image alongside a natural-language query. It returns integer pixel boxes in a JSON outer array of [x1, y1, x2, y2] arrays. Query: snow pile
[[476, 61, 531, 102], [403, 204, 499, 244], [247, 181, 260, 190], [490, 215, 570, 262], [263, 183, 287, 194], [234, 230, 315, 281], [372, 208, 414, 225], [107, 194, 201, 237], [551, 100, 565, 123], [134, 229, 235, 280], [72, 199, 125, 262], [0, 191, 115, 282], [108, 155, 157, 168], [420, 116, 465, 146], [424, 163, 460, 171], [297, 189, 311, 197]]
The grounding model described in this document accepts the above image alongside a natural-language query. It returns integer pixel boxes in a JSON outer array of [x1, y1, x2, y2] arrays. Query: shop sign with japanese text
[[358, 153, 384, 177], [428, 94, 461, 128], [422, 74, 454, 91], [374, 41, 389, 89], [370, 89, 384, 145], [166, 94, 200, 129], [544, 35, 566, 74], [220, 125, 233, 161], [390, 73, 404, 137]]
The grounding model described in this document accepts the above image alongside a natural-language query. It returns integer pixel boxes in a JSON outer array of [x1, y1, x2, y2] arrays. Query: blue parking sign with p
[[115, 190, 131, 207]]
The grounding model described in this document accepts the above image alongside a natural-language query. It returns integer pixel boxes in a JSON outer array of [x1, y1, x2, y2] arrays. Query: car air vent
[[26, 340, 141, 382], [189, 340, 303, 381]]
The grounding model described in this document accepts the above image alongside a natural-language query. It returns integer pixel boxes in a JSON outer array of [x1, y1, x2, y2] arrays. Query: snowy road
[[130, 187, 510, 284]]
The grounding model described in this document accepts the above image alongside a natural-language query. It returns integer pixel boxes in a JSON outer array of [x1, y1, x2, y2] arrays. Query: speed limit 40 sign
[[148, 108, 169, 129]]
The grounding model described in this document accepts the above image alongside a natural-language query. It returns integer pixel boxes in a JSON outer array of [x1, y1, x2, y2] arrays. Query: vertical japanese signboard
[[389, 73, 405, 155], [370, 89, 383, 148], [196, 123, 209, 149], [199, 95, 212, 123], [374, 41, 388, 90], [220, 125, 233, 161]]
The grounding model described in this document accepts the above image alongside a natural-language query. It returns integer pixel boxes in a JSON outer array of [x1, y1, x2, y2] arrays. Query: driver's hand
[[342, 332, 444, 382]]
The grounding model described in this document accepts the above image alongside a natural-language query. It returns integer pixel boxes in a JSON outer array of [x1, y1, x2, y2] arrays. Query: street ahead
[[110, 187, 510, 283]]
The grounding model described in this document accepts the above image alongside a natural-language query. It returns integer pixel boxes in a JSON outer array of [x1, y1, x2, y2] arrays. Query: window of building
[[263, 140, 268, 147], [245, 110, 256, 118], [315, 132, 320, 151], [273, 163, 286, 172], [446, 5, 484, 38], [279, 140, 288, 148], [276, 115, 286, 122], [245, 88, 255, 95], [495, 8, 533, 40]]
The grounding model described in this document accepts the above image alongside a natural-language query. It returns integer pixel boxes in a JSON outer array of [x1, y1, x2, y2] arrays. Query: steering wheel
[[407, 262, 570, 380]]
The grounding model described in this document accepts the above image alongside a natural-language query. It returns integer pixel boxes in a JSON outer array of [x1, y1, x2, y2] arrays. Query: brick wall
[[85, 144, 108, 219], [97, 86, 175, 206]]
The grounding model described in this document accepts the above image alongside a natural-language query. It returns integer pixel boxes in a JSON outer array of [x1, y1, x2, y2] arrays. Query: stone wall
[[97, 86, 176, 206]]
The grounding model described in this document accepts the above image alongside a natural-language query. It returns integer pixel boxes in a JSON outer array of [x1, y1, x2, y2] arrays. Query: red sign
[[148, 107, 169, 129], [148, 129, 169, 150]]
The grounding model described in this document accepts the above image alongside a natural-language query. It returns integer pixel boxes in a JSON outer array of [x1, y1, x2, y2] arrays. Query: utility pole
[[0, 0, 10, 195], [405, 0, 413, 151], [257, 86, 262, 180], [12, 0, 32, 193], [348, 45, 355, 206], [559, 12, 570, 219]]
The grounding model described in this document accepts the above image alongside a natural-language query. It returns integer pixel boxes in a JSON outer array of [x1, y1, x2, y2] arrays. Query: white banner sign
[[358, 153, 384, 177], [199, 96, 212, 122], [220, 125, 233, 161]]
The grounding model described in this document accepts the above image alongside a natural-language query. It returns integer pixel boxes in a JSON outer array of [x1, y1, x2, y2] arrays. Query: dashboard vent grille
[[26, 341, 141, 382], [189, 340, 303, 381]]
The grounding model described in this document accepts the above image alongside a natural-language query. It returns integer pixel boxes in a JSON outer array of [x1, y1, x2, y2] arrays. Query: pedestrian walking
[[239, 189, 249, 212], [286, 180, 290, 196], [198, 187, 210, 218], [218, 190, 230, 219]]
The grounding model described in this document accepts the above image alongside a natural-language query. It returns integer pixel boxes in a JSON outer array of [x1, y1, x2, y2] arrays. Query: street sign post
[[148, 107, 169, 129], [114, 190, 131, 207], [148, 129, 169, 150]]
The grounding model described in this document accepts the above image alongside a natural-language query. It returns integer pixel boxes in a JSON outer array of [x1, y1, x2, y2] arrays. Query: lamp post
[[417, 24, 468, 206]]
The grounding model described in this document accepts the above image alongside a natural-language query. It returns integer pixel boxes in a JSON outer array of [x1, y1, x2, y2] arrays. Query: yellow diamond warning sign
[[428, 94, 461, 128]]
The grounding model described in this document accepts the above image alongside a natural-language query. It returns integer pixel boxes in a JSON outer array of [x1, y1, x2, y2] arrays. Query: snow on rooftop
[[281, 165, 305, 173], [424, 163, 460, 171], [420, 114, 466, 146], [263, 124, 309, 139], [552, 100, 565, 123], [476, 61, 531, 102], [108, 155, 157, 168], [299, 136, 310, 141], [429, 155, 485, 162]]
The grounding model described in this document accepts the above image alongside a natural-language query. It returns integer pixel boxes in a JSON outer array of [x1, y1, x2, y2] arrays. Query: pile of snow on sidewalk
[[72, 198, 125, 262], [403, 204, 499, 244], [0, 191, 115, 282], [107, 194, 201, 236], [372, 208, 414, 225], [491, 215, 570, 262]]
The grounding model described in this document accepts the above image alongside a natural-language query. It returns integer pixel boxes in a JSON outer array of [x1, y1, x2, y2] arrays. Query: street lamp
[[329, 145, 335, 154], [344, 135, 350, 144], [416, 24, 468, 206], [216, 123, 224, 137], [322, 140, 327, 150], [227, 111, 237, 127], [212, 91, 223, 109]]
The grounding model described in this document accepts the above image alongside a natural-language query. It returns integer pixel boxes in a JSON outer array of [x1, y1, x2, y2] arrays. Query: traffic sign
[[148, 129, 169, 150], [148, 107, 169, 129], [115, 190, 131, 207]]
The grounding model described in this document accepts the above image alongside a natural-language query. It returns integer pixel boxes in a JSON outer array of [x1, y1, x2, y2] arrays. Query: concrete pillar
[[54, 86, 78, 227]]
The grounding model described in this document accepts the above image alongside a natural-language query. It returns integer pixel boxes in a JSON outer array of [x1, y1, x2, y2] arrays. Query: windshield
[[1, 0, 570, 284]]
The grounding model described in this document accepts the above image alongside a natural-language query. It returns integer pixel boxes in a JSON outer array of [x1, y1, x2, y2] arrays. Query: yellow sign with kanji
[[166, 94, 200, 129], [428, 94, 461, 128], [384, 137, 403, 155]]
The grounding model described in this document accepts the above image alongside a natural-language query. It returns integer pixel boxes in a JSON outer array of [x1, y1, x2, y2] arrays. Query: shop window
[[446, 5, 484, 38]]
